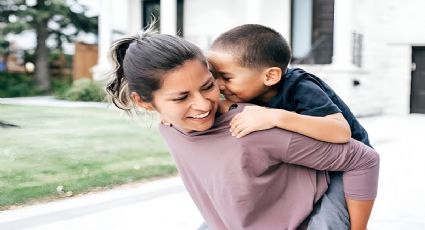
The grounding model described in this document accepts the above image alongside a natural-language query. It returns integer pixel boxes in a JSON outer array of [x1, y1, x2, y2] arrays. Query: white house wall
[[95, 0, 425, 115], [353, 0, 425, 114], [301, 0, 425, 115], [183, 0, 291, 50]]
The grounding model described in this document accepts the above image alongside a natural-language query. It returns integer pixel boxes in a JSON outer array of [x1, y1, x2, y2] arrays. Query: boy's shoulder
[[267, 67, 340, 114], [283, 68, 324, 86], [280, 67, 330, 96]]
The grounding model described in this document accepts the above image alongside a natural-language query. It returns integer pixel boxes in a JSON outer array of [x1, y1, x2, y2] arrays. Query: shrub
[[0, 72, 38, 97], [57, 78, 106, 102], [52, 77, 72, 98]]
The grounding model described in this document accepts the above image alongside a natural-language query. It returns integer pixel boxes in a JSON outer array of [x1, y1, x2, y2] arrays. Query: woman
[[106, 29, 379, 230]]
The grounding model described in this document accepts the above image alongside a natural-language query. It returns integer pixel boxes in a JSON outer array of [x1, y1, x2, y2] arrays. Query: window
[[142, 0, 184, 36], [352, 32, 363, 68], [143, 0, 160, 30], [291, 0, 335, 64]]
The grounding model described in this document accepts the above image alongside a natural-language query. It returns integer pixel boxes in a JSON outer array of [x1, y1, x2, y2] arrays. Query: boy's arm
[[231, 75, 352, 142], [272, 108, 351, 143], [230, 105, 351, 143]]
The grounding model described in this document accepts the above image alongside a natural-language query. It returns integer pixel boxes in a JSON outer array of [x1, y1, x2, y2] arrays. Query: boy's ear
[[263, 67, 282, 86], [131, 92, 155, 111]]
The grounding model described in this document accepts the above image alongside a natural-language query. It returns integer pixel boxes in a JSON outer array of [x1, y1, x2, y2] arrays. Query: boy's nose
[[216, 78, 226, 90], [191, 92, 211, 111]]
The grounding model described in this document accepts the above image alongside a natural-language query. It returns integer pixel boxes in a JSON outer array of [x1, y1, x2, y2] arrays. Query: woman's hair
[[106, 26, 207, 112]]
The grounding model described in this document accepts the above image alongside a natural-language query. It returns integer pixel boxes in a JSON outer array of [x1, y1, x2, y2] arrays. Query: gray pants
[[197, 173, 350, 230], [197, 222, 210, 230], [307, 172, 350, 230]]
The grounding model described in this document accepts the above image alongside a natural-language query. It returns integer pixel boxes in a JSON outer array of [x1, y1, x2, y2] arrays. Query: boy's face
[[207, 50, 267, 102]]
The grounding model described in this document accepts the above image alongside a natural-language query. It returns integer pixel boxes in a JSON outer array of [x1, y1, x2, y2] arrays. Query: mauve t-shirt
[[159, 103, 379, 230]]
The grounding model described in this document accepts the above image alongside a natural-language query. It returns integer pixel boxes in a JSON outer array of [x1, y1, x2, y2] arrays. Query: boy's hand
[[230, 106, 275, 138]]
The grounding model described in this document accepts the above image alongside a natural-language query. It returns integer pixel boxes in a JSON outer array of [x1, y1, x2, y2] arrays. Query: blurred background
[[1, 0, 424, 115], [1, 0, 425, 229], [0, 0, 425, 116]]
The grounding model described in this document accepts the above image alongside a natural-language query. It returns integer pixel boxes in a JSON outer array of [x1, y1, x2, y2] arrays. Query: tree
[[0, 36, 10, 71], [0, 0, 97, 92]]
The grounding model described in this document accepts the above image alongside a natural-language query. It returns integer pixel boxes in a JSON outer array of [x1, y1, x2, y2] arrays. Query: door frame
[[410, 46, 425, 114]]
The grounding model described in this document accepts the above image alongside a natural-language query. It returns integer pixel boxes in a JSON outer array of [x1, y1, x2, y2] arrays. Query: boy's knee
[[308, 195, 350, 230]]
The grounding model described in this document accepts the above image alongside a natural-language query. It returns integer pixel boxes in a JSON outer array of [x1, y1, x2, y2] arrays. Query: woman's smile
[[188, 111, 211, 119]]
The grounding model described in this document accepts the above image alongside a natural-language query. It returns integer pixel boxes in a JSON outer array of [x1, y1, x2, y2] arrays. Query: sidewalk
[[0, 96, 109, 108], [0, 177, 203, 230], [362, 114, 425, 230], [1, 97, 425, 229]]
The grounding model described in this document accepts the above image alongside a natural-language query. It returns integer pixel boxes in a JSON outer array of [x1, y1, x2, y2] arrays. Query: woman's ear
[[131, 92, 155, 111], [263, 67, 282, 87]]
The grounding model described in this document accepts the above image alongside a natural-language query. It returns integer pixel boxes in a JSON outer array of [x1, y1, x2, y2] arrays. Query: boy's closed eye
[[221, 74, 231, 81], [214, 72, 231, 81]]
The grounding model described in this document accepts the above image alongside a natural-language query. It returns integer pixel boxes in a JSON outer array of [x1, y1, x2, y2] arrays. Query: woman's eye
[[202, 83, 215, 91], [172, 95, 188, 102]]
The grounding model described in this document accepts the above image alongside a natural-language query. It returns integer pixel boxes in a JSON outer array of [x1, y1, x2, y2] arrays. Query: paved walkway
[[1, 97, 425, 229], [0, 96, 109, 108], [0, 177, 203, 230]]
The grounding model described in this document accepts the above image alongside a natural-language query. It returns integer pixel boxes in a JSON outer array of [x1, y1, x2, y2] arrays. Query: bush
[[56, 78, 106, 102], [0, 72, 38, 97], [52, 77, 72, 97]]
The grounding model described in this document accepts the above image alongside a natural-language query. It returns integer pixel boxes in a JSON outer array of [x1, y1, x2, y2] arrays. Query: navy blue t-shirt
[[266, 68, 371, 147]]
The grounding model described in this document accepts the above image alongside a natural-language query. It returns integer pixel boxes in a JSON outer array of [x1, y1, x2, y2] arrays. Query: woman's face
[[150, 59, 220, 132]]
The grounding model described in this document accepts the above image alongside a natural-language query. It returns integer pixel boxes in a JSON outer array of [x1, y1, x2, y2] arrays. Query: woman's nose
[[191, 93, 211, 111]]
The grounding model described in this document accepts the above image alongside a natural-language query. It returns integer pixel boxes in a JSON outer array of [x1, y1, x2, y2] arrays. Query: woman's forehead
[[159, 60, 211, 94]]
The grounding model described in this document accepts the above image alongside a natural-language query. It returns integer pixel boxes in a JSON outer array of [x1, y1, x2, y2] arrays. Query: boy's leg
[[307, 172, 350, 230]]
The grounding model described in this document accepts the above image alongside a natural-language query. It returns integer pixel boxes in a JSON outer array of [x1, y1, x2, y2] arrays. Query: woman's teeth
[[191, 111, 210, 119]]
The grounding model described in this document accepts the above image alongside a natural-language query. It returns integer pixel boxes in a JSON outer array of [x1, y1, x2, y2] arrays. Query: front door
[[411, 47, 425, 114]]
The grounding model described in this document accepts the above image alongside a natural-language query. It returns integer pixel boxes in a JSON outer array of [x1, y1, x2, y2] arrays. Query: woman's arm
[[283, 133, 379, 199], [282, 133, 379, 230]]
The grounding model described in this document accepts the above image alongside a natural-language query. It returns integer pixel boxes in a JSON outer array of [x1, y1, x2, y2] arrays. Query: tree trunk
[[35, 20, 50, 92], [2, 53, 8, 71]]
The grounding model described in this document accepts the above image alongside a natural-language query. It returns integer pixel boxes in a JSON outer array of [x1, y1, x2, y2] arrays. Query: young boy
[[207, 24, 374, 230]]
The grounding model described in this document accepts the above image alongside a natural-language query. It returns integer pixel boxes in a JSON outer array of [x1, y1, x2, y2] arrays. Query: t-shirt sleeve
[[283, 132, 380, 200], [292, 79, 342, 116]]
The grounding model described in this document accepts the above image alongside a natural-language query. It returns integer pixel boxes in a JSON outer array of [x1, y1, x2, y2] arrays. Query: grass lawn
[[0, 104, 176, 209]]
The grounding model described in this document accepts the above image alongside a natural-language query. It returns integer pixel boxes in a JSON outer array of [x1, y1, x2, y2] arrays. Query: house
[[93, 0, 425, 115]]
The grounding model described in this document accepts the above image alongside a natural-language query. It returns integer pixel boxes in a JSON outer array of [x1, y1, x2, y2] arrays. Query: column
[[321, 0, 358, 102], [332, 0, 354, 68], [128, 0, 142, 34], [92, 0, 112, 81], [160, 0, 177, 35]]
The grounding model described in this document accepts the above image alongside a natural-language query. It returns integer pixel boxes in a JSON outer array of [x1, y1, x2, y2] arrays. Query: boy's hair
[[211, 24, 291, 71]]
